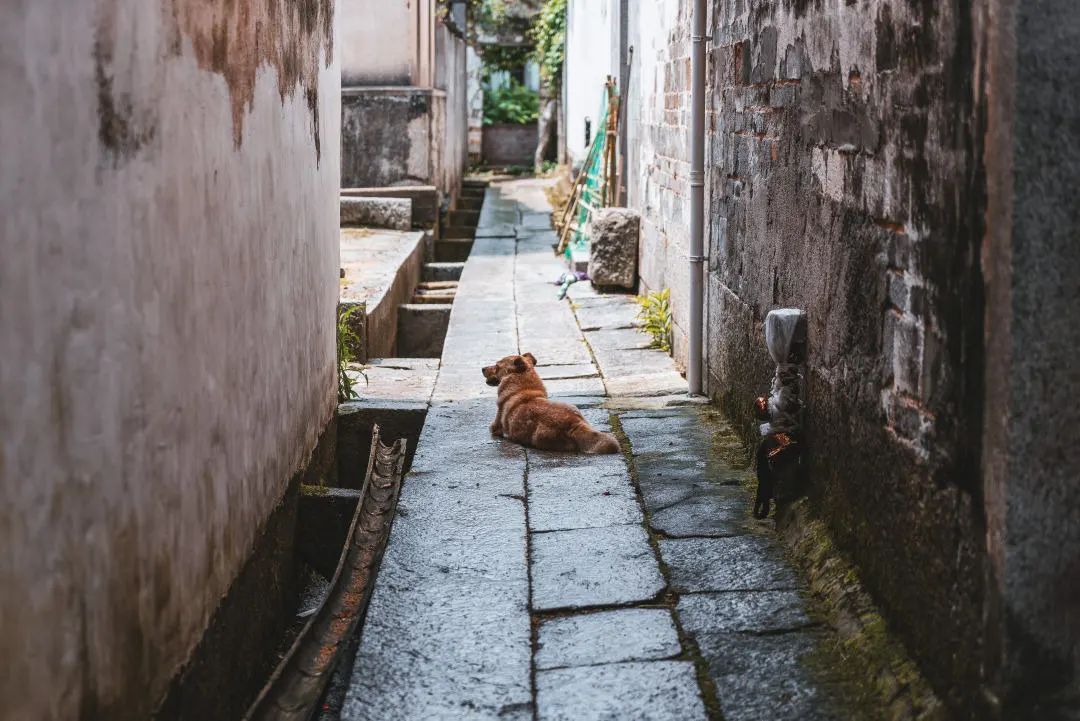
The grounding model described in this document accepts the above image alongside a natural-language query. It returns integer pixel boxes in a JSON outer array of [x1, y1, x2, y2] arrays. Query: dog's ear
[[522, 352, 537, 366], [513, 356, 528, 372]]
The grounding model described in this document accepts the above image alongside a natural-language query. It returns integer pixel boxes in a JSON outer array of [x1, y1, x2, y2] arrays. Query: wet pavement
[[340, 179, 869, 720]]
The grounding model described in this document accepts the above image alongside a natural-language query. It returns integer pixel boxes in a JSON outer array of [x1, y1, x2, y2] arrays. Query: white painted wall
[[564, 0, 617, 165], [0, 1, 340, 718], [436, 21, 469, 203], [467, 45, 485, 158], [342, 0, 440, 87]]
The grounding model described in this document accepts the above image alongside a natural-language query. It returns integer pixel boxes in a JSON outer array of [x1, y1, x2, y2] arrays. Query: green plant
[[531, 0, 566, 89], [636, 289, 673, 353], [337, 305, 367, 402], [479, 45, 533, 75], [483, 80, 539, 125]]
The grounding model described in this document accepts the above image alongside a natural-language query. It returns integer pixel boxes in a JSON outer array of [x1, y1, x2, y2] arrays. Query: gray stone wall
[[341, 87, 447, 189], [625, 0, 1080, 715], [0, 1, 339, 719], [703, 2, 990, 714], [983, 0, 1080, 712], [482, 123, 540, 166]]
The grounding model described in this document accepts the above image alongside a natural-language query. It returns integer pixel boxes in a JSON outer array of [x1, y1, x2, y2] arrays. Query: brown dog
[[482, 353, 620, 454]]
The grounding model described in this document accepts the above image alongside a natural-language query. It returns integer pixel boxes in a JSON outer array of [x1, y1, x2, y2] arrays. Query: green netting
[[564, 85, 617, 262]]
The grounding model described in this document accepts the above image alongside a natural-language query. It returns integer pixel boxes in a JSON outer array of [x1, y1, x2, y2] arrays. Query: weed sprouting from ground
[[337, 304, 367, 402], [636, 288, 673, 353]]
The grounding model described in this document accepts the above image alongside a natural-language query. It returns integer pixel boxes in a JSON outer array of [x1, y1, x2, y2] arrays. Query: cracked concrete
[[340, 178, 875, 720]]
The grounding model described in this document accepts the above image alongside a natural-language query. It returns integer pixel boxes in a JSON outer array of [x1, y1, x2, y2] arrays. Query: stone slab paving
[[531, 524, 666, 611], [536, 662, 707, 721], [536, 608, 682, 670], [343, 179, 869, 721]]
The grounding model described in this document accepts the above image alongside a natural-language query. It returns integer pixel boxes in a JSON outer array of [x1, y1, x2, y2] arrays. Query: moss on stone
[[780, 499, 949, 721]]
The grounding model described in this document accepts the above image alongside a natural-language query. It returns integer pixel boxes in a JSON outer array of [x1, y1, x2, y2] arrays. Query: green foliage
[[337, 305, 367, 402], [531, 0, 566, 88], [479, 44, 533, 74], [636, 289, 673, 353], [483, 80, 539, 125], [470, 0, 535, 43]]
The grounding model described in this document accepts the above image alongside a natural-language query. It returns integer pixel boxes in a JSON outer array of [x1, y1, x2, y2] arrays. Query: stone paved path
[[341, 179, 867, 721]]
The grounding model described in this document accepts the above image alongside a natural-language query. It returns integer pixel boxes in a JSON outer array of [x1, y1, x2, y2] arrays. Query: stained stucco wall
[[0, 2, 340, 719]]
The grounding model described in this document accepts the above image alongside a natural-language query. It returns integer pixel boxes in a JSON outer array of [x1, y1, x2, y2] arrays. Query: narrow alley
[[336, 180, 874, 721], [3, 2, 1079, 721]]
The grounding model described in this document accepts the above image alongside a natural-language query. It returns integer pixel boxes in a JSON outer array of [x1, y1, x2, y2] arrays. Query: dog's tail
[[570, 423, 621, 454]]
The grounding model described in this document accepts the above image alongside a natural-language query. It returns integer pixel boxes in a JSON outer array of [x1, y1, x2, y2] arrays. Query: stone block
[[340, 196, 412, 230], [536, 608, 682, 670], [397, 304, 451, 357], [423, 262, 464, 282], [659, 536, 800, 593], [297, 487, 361, 578], [336, 401, 428, 485], [536, 661, 705, 721], [530, 524, 665, 611], [588, 208, 640, 289], [341, 185, 439, 228]]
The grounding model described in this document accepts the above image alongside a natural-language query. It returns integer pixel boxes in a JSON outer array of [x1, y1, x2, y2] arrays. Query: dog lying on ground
[[482, 353, 620, 454]]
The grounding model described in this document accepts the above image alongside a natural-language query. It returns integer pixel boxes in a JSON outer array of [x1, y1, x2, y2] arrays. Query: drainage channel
[[246, 180, 488, 720]]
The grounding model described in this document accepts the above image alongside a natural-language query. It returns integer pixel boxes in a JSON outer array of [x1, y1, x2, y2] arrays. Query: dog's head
[[482, 353, 538, 386]]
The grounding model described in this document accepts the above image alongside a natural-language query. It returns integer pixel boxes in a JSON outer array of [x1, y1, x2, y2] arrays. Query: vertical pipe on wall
[[688, 0, 707, 395]]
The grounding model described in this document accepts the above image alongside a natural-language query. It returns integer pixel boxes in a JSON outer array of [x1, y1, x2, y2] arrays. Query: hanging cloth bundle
[[753, 309, 806, 519]]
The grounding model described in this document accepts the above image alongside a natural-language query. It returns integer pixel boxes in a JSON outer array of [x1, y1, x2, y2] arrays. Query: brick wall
[[626, 0, 695, 368]]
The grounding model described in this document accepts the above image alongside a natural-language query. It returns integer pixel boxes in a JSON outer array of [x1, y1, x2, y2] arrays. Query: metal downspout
[[688, 0, 707, 395]]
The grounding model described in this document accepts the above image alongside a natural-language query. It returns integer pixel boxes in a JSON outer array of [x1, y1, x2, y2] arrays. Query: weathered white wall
[[0, 1, 340, 719], [342, 0, 414, 85], [342, 0, 438, 87], [436, 21, 469, 205], [564, 0, 617, 165], [467, 45, 485, 160]]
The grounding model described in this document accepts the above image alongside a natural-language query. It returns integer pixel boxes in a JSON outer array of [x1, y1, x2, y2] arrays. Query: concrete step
[[423, 262, 465, 282], [417, 280, 458, 291], [411, 293, 457, 305], [397, 304, 452, 357], [336, 357, 439, 482], [337, 402, 427, 484], [339, 228, 426, 363], [457, 196, 483, 212], [340, 196, 410, 230], [442, 225, 476, 240], [447, 209, 480, 227], [342, 185, 439, 229], [435, 239, 473, 263]]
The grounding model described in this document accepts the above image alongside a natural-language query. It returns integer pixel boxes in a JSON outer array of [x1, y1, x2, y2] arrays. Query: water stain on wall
[[95, 1, 158, 162], [95, 0, 334, 160], [169, 0, 334, 157]]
